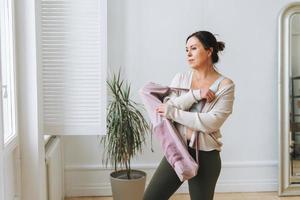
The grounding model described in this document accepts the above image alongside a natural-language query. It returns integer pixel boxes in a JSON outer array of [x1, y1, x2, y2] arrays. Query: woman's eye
[[186, 47, 196, 52]]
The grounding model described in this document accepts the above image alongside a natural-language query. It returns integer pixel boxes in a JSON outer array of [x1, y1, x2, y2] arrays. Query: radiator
[[45, 136, 64, 200]]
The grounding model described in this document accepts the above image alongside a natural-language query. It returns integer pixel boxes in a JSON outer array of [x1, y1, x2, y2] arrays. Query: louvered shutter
[[38, 0, 107, 135]]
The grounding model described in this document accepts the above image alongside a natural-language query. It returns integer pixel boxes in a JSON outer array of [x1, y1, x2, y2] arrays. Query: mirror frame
[[279, 2, 300, 196]]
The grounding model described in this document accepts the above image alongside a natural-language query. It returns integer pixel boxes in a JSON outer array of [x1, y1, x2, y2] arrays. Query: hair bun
[[216, 41, 225, 52]]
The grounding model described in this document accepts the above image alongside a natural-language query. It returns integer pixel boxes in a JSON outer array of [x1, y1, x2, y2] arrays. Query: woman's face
[[186, 36, 212, 68]]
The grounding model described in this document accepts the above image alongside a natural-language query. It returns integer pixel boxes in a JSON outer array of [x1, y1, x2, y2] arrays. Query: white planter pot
[[110, 169, 146, 200]]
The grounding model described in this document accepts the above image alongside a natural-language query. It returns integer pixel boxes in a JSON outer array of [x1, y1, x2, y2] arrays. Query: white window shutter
[[38, 0, 107, 135]]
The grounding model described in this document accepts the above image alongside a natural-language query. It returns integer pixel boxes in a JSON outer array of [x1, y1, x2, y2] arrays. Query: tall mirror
[[279, 2, 300, 196]]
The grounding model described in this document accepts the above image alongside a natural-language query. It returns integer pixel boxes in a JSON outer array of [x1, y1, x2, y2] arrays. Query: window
[[0, 0, 17, 144], [39, 0, 107, 135], [0, 1, 19, 199]]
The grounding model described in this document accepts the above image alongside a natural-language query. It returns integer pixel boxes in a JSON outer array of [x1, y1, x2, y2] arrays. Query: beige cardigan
[[163, 70, 235, 151]]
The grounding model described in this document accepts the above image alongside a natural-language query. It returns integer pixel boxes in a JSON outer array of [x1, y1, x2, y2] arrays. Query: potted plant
[[101, 70, 150, 200]]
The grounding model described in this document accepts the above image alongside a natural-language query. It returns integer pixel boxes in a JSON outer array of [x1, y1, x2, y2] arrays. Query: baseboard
[[64, 161, 278, 197]]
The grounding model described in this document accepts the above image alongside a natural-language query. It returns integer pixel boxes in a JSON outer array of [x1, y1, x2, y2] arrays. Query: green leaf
[[101, 68, 150, 178]]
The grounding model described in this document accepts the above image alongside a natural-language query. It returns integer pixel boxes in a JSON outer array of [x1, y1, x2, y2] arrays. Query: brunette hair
[[186, 31, 225, 64]]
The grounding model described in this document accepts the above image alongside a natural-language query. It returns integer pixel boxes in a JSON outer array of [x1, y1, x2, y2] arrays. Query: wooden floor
[[65, 192, 300, 200]]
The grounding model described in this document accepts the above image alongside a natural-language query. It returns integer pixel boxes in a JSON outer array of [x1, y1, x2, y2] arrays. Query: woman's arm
[[164, 81, 235, 133], [163, 73, 202, 111], [165, 89, 202, 110]]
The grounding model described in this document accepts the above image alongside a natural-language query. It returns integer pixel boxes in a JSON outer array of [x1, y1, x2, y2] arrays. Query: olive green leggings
[[143, 147, 221, 200]]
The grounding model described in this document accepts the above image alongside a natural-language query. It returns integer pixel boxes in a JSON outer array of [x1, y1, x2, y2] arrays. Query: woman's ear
[[207, 47, 213, 57]]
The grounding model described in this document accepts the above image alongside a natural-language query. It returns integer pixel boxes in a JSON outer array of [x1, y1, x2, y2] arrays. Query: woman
[[143, 31, 235, 200]]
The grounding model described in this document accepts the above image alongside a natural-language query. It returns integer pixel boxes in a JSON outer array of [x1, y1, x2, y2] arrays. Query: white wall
[[292, 14, 300, 77], [4, 147, 21, 200], [15, 0, 47, 199], [64, 0, 294, 196]]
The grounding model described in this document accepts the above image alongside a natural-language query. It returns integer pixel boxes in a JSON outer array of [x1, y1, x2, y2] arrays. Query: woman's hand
[[156, 104, 167, 117], [200, 88, 215, 102]]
